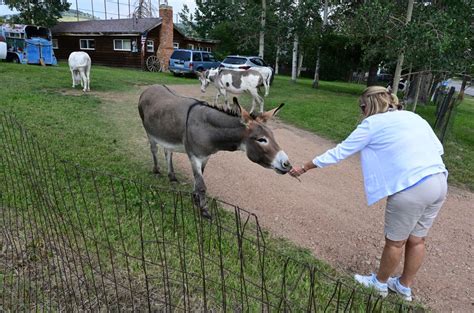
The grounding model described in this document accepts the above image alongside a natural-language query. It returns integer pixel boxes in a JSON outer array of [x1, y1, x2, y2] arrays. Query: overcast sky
[[1, 0, 197, 21]]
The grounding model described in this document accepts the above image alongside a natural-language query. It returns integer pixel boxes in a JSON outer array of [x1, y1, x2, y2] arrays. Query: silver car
[[219, 55, 274, 85]]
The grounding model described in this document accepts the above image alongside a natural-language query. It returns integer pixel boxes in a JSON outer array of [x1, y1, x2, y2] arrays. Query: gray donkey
[[138, 85, 291, 218]]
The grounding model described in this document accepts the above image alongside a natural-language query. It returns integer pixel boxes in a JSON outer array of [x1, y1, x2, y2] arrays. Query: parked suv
[[169, 49, 220, 75], [220, 55, 270, 69], [220, 55, 274, 84]]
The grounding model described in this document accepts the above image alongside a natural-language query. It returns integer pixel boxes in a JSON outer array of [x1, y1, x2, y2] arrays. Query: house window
[[114, 39, 131, 51], [206, 47, 212, 52], [80, 39, 95, 50], [146, 40, 154, 52], [173, 42, 179, 49], [187, 44, 194, 50], [52, 39, 58, 49]]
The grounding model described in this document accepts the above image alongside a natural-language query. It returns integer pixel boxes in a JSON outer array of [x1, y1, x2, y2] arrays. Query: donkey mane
[[162, 84, 240, 117]]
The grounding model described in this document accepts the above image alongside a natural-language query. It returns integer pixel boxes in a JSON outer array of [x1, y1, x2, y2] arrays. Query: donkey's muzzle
[[272, 151, 291, 175]]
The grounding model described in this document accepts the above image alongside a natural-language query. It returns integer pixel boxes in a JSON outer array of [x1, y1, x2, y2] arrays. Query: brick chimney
[[157, 5, 174, 71]]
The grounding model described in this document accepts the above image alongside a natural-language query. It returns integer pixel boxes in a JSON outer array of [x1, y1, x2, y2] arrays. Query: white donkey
[[251, 66, 273, 93], [198, 68, 268, 113], [68, 51, 91, 92]]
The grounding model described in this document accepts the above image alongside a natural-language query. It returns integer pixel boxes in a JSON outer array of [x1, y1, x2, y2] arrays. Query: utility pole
[[392, 0, 414, 94]]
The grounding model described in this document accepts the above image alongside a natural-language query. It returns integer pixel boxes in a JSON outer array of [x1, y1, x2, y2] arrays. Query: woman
[[290, 86, 447, 301]]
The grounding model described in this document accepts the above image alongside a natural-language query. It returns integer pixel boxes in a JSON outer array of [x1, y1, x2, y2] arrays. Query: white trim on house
[[79, 39, 95, 50], [146, 40, 154, 52], [52, 39, 58, 49], [173, 42, 179, 49], [113, 39, 132, 51]]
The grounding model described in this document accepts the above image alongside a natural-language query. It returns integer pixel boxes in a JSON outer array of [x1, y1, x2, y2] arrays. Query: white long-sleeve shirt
[[313, 110, 447, 205]]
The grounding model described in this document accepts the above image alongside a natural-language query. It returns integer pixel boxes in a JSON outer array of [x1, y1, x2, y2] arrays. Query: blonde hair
[[359, 86, 403, 118]]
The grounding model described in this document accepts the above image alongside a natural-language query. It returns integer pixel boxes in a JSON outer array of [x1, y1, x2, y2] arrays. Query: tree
[[289, 0, 321, 82], [312, 0, 328, 88], [337, 0, 472, 88], [336, 0, 405, 86], [192, 0, 261, 58], [391, 0, 414, 94], [178, 5, 200, 38], [5, 0, 70, 28], [259, 0, 266, 58]]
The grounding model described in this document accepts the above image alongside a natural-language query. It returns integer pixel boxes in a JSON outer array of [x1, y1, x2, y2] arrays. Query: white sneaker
[[354, 273, 388, 297], [387, 277, 413, 301]]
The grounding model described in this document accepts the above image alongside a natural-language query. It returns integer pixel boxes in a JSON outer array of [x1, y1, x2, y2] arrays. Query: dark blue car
[[169, 49, 220, 75]]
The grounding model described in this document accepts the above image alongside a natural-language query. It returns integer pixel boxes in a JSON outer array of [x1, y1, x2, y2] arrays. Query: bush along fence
[[0, 110, 416, 312]]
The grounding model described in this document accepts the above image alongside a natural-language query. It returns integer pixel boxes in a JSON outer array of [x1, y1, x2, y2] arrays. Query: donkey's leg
[[189, 154, 211, 219], [148, 136, 160, 174], [249, 90, 259, 113], [214, 91, 220, 106], [165, 149, 178, 182], [223, 90, 232, 110], [71, 70, 76, 88], [79, 70, 87, 92], [201, 157, 210, 174], [86, 66, 91, 91], [250, 89, 264, 113], [258, 94, 264, 113]]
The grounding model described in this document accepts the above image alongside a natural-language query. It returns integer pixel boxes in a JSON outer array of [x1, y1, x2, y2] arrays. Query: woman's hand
[[289, 165, 306, 177]]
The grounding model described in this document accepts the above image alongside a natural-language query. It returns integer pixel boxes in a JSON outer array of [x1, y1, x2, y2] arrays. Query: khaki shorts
[[385, 172, 447, 241]]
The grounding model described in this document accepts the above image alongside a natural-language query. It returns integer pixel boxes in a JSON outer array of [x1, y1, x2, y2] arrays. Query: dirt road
[[101, 83, 473, 312]]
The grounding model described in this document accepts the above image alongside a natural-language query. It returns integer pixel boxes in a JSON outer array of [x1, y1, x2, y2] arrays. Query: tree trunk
[[258, 0, 266, 58], [391, 0, 414, 94], [274, 44, 280, 75], [312, 0, 328, 89], [412, 74, 422, 112], [403, 63, 413, 102], [291, 34, 298, 82], [297, 51, 304, 77], [312, 47, 321, 88], [367, 63, 378, 86]]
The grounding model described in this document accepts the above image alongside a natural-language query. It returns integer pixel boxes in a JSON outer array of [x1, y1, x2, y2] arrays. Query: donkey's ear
[[234, 97, 251, 124], [260, 103, 285, 122]]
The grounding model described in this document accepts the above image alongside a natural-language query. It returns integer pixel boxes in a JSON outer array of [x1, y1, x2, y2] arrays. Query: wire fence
[[0, 110, 415, 312], [432, 86, 458, 144]]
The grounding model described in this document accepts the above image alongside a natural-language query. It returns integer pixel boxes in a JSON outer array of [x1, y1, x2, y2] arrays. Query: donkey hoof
[[201, 209, 212, 220], [152, 167, 161, 175], [168, 174, 178, 183]]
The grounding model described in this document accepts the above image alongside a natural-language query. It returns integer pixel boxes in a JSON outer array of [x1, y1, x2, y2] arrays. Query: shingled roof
[[51, 18, 162, 34]]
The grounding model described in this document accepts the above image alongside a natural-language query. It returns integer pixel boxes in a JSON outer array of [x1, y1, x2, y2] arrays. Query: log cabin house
[[51, 5, 217, 70]]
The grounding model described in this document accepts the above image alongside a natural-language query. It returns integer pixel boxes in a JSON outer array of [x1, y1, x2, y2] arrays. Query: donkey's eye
[[257, 138, 268, 144]]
